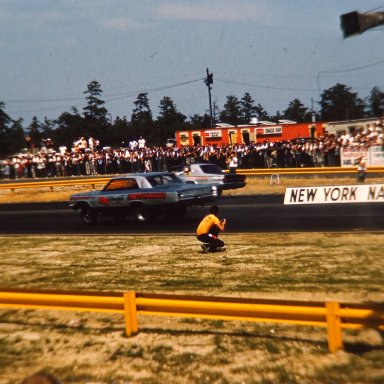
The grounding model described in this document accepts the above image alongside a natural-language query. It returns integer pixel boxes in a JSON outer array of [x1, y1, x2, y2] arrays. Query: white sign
[[370, 145, 384, 166], [284, 184, 384, 205], [256, 126, 282, 136], [340, 145, 384, 167], [340, 147, 369, 167], [205, 130, 222, 138]]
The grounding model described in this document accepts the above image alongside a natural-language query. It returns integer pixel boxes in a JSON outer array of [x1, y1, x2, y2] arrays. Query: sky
[[1, 0, 384, 126]]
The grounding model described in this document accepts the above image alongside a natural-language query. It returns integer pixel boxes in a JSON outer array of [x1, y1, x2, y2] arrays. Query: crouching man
[[196, 206, 226, 253]]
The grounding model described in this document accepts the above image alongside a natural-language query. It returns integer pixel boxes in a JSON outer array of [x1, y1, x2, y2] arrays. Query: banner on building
[[205, 130, 222, 138], [256, 126, 282, 136]]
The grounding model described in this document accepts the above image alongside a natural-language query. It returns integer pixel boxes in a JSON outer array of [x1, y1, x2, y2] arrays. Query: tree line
[[1, 80, 383, 156]]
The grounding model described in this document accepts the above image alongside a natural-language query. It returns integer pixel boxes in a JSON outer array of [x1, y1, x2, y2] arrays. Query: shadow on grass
[[1, 317, 383, 355]]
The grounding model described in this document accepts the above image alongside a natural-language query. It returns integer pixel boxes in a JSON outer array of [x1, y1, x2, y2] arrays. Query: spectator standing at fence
[[228, 152, 238, 173], [356, 156, 367, 182], [57, 144, 66, 156], [88, 136, 96, 152], [138, 136, 146, 149], [144, 149, 153, 172], [46, 138, 54, 152], [0, 159, 10, 179], [129, 139, 138, 150], [12, 156, 22, 179], [80, 137, 88, 153]]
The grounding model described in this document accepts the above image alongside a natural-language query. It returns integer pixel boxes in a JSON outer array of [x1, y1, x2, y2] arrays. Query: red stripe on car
[[98, 196, 110, 205], [128, 192, 167, 200]]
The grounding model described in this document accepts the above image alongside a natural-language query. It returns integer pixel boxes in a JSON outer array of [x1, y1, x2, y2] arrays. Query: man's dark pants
[[197, 225, 224, 249]]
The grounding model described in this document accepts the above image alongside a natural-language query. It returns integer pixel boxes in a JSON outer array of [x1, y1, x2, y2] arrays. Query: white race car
[[171, 163, 246, 194]]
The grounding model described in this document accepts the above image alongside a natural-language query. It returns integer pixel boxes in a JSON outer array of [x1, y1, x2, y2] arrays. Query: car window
[[200, 164, 223, 174], [146, 176, 161, 186], [147, 174, 183, 186], [161, 174, 183, 184], [104, 178, 138, 191]]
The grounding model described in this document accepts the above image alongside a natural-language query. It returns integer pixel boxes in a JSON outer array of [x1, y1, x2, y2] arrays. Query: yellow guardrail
[[0, 177, 111, 192], [235, 166, 384, 176], [0, 289, 382, 353], [0, 167, 383, 192]]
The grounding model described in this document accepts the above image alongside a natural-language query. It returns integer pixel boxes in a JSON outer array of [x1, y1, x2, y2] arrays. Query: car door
[[102, 178, 138, 207]]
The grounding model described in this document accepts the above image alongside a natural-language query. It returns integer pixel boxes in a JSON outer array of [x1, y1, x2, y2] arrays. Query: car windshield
[[146, 173, 183, 187], [200, 164, 223, 175]]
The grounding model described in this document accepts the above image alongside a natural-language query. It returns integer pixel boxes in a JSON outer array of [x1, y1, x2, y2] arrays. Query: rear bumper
[[178, 195, 217, 205]]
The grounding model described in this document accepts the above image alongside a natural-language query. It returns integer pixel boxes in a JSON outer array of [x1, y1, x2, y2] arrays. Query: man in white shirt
[[138, 136, 146, 149], [228, 153, 238, 173]]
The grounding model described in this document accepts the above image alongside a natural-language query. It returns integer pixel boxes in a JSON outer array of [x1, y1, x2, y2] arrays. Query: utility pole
[[204, 68, 214, 128], [311, 98, 316, 123], [310, 98, 316, 139]]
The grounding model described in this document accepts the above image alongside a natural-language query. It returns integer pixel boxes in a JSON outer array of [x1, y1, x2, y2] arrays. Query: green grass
[[2, 233, 383, 295]]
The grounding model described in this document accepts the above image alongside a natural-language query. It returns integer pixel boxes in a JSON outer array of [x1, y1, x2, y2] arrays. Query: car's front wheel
[[80, 206, 97, 225]]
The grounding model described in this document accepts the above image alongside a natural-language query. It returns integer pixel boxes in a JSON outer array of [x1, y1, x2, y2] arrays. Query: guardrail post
[[123, 291, 138, 337], [326, 301, 343, 353]]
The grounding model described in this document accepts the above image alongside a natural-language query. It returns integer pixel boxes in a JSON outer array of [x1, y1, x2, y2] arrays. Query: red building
[[175, 121, 325, 147]]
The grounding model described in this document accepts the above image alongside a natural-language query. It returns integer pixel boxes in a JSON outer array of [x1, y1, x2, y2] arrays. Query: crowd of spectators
[[1, 121, 383, 180]]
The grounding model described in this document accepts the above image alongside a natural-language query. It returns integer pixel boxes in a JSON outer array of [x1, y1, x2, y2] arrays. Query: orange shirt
[[196, 214, 220, 236]]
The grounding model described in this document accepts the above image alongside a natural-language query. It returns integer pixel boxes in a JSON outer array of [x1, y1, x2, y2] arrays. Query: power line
[[216, 78, 317, 92], [365, 5, 384, 13], [5, 78, 203, 116], [5, 96, 84, 104], [4, 79, 202, 105], [7, 103, 85, 116], [105, 79, 202, 102], [316, 57, 384, 95], [318, 57, 384, 75]]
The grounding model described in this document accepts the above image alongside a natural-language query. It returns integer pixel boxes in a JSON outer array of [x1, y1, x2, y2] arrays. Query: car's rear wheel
[[134, 205, 153, 224], [80, 206, 97, 225]]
